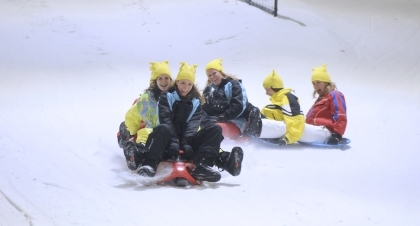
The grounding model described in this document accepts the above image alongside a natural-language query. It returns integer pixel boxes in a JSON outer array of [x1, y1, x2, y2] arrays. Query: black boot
[[123, 141, 142, 170], [243, 107, 262, 137], [137, 165, 157, 177], [118, 121, 131, 148], [137, 158, 159, 177], [191, 164, 221, 182], [216, 147, 244, 176], [191, 157, 221, 182]]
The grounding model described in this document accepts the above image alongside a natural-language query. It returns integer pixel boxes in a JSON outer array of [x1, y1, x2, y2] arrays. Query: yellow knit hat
[[263, 70, 284, 89], [205, 59, 224, 72], [149, 61, 172, 83], [311, 64, 331, 83], [176, 62, 197, 83]]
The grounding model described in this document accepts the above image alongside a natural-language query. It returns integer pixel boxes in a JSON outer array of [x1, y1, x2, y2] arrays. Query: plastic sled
[[217, 121, 351, 149], [216, 122, 242, 140], [215, 122, 280, 146], [298, 138, 351, 149], [157, 151, 201, 187]]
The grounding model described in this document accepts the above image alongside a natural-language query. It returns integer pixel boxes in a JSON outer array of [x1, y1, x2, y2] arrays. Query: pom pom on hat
[[205, 59, 224, 72], [311, 64, 331, 83], [263, 70, 284, 89], [176, 62, 197, 83], [150, 61, 172, 83]]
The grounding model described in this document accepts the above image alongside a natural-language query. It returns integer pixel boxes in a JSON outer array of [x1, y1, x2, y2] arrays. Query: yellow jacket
[[261, 88, 304, 143], [124, 91, 157, 144]]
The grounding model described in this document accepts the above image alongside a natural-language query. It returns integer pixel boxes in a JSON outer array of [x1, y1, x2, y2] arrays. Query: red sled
[[157, 151, 201, 187], [216, 122, 250, 143]]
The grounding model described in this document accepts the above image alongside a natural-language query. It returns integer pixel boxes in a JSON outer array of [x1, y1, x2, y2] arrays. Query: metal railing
[[242, 0, 278, 17], [239, 0, 306, 27]]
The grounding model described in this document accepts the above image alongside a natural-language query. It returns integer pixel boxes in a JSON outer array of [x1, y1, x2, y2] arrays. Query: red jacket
[[305, 90, 347, 136]]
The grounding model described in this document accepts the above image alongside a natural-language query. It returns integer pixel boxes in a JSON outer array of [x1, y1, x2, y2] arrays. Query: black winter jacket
[[158, 88, 201, 146], [202, 78, 255, 120]]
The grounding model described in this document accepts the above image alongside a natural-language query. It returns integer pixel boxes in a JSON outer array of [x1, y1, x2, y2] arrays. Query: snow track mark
[[0, 188, 33, 226]]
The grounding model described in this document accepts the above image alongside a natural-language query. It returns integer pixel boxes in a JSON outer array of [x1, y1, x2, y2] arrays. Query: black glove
[[167, 139, 180, 157], [326, 133, 342, 145], [181, 144, 193, 158], [212, 99, 229, 113], [278, 136, 288, 146]]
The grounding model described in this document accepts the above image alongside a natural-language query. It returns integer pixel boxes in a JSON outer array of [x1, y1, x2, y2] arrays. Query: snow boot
[[137, 165, 156, 177], [123, 141, 146, 170], [216, 147, 244, 176], [191, 156, 221, 182], [190, 163, 221, 182], [137, 157, 159, 177], [243, 107, 262, 137], [118, 121, 131, 148]]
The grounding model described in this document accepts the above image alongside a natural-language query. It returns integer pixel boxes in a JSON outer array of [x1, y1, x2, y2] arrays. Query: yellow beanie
[[150, 61, 172, 83], [176, 62, 197, 83], [263, 70, 284, 89], [205, 59, 224, 72], [311, 64, 331, 83]]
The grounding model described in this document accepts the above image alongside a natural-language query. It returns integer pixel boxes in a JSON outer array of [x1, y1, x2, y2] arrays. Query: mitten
[[278, 135, 289, 146], [326, 133, 342, 145], [167, 139, 180, 157], [212, 99, 229, 113], [181, 144, 193, 158]]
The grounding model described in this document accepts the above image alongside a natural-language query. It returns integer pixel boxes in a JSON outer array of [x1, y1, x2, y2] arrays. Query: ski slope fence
[[240, 0, 278, 17]]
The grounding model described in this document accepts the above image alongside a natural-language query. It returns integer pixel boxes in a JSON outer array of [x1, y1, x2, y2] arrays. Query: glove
[[326, 133, 342, 145], [212, 99, 229, 112], [167, 138, 180, 157], [278, 136, 288, 146], [181, 144, 193, 158]]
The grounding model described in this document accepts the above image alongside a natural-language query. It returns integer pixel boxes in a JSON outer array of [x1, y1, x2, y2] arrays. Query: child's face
[[312, 80, 329, 96], [265, 87, 275, 96], [156, 74, 171, 91], [176, 79, 193, 97], [206, 69, 223, 86]]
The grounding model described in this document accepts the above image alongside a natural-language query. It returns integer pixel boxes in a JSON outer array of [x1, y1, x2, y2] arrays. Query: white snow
[[1, 0, 420, 225]]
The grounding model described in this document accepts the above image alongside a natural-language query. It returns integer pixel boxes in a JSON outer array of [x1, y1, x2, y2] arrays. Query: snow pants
[[142, 123, 224, 168], [258, 120, 332, 143], [298, 124, 332, 143], [259, 118, 287, 138]]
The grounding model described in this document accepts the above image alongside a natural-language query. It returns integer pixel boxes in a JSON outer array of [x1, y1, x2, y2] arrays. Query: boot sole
[[190, 165, 222, 182], [230, 147, 244, 176], [190, 172, 221, 182]]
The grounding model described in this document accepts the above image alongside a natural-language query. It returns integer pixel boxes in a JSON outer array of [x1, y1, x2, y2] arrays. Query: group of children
[[117, 59, 347, 183]]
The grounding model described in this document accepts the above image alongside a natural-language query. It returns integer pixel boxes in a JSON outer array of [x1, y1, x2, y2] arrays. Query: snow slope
[[1, 0, 419, 225]]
